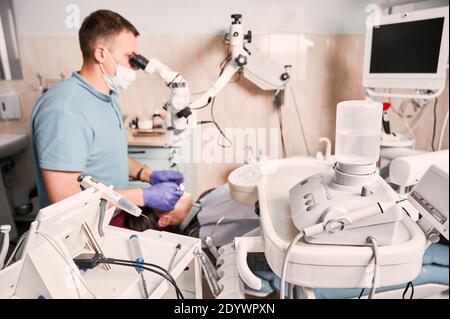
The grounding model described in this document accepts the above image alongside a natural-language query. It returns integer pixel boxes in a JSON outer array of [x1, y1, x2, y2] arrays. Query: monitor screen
[[370, 17, 445, 74]]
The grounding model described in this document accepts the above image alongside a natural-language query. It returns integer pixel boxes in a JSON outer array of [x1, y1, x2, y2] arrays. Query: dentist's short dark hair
[[79, 9, 139, 61]]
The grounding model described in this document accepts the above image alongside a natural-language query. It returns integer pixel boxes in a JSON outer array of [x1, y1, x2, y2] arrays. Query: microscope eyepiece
[[129, 54, 149, 70]]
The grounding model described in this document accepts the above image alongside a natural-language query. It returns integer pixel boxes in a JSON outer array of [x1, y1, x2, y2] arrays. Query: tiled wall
[[0, 34, 448, 198]]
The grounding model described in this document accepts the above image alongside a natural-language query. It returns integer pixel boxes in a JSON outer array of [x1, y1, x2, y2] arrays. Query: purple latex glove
[[143, 182, 183, 211], [150, 170, 184, 185]]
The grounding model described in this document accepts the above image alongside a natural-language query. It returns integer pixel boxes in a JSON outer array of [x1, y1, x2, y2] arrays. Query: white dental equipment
[[280, 100, 401, 298], [189, 14, 289, 109], [228, 138, 335, 208], [232, 157, 426, 293], [226, 99, 448, 300], [410, 162, 449, 241], [129, 54, 192, 132], [228, 163, 261, 207], [289, 101, 405, 246], [0, 178, 202, 299], [129, 14, 290, 135], [285, 100, 448, 298], [389, 150, 449, 189], [129, 234, 150, 299]]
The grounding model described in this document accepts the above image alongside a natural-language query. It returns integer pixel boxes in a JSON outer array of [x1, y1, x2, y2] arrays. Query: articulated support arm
[[190, 62, 241, 109], [129, 14, 290, 134]]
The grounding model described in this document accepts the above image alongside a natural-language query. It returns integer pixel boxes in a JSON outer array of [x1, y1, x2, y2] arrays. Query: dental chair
[[171, 185, 449, 299], [223, 152, 448, 299], [177, 148, 445, 299]]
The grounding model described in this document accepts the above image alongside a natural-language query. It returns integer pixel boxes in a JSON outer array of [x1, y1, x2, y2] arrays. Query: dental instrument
[[129, 234, 150, 299], [167, 243, 181, 271], [78, 174, 142, 238], [203, 216, 224, 259], [195, 248, 222, 297], [279, 200, 400, 299], [78, 174, 142, 217], [0, 179, 202, 299]]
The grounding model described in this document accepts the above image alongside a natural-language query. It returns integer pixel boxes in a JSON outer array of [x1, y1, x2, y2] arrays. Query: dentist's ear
[[93, 46, 108, 64]]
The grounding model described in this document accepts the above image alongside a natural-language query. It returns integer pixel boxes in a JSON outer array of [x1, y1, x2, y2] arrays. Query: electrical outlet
[[0, 92, 22, 120]]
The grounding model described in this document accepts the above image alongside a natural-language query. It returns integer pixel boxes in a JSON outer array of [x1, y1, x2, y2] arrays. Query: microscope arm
[[132, 53, 241, 110], [189, 62, 241, 109], [129, 14, 289, 131]]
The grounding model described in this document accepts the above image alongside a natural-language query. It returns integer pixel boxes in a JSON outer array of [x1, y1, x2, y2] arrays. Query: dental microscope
[[128, 14, 290, 140]]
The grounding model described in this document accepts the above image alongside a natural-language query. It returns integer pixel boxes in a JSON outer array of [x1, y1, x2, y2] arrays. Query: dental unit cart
[[0, 176, 202, 299]]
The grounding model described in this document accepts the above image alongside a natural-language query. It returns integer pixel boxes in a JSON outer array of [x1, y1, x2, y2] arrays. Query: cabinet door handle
[[128, 150, 146, 154]]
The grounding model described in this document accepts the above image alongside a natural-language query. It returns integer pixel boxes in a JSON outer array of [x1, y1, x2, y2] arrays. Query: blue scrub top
[[31, 71, 129, 208]]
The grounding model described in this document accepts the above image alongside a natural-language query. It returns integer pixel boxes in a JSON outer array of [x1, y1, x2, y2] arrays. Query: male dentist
[[32, 9, 183, 211]]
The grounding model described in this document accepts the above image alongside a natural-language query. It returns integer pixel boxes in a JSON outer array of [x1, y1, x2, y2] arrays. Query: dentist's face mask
[[100, 49, 136, 93]]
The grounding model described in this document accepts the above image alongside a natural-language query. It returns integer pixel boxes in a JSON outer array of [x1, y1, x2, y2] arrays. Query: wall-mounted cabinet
[[0, 0, 22, 80]]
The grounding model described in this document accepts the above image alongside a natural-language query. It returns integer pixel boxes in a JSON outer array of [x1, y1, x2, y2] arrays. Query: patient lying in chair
[[110, 192, 194, 233]]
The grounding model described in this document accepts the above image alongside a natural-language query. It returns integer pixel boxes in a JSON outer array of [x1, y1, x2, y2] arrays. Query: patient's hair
[[79, 10, 139, 61], [126, 208, 180, 234]]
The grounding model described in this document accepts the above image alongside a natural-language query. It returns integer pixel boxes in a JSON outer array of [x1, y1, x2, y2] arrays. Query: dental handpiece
[[204, 236, 220, 259], [203, 217, 224, 259], [129, 235, 150, 299], [78, 174, 142, 217], [303, 201, 397, 236]]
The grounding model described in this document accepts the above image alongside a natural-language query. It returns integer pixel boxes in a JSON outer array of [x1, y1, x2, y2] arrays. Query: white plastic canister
[[335, 100, 383, 165]]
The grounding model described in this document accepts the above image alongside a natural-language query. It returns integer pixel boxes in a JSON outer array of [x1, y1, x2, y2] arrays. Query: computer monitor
[[363, 6, 449, 90]]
